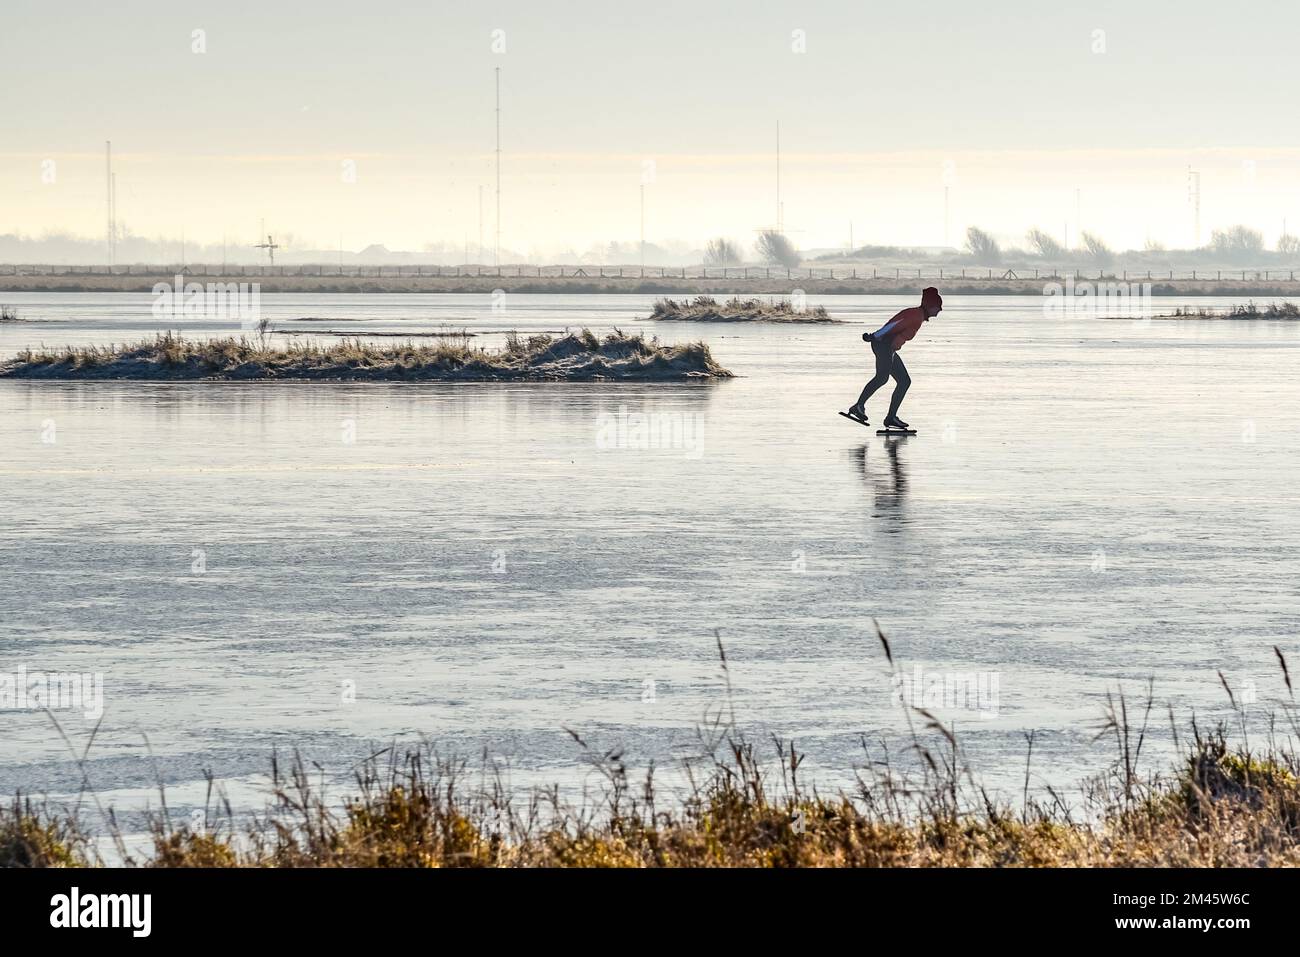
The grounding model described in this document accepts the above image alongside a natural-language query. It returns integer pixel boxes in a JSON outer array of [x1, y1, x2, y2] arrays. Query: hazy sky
[[4, 0, 1300, 255]]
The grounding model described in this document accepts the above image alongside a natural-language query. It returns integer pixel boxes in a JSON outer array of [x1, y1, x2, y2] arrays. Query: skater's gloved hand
[[862, 332, 874, 342]]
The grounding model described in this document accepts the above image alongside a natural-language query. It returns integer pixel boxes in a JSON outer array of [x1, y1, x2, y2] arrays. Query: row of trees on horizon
[[937, 224, 1300, 268], [2, 224, 1297, 269]]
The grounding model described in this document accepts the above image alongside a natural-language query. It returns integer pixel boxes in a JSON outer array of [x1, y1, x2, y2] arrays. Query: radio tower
[[105, 141, 116, 265], [775, 120, 783, 235], [494, 67, 501, 267], [944, 186, 949, 245]]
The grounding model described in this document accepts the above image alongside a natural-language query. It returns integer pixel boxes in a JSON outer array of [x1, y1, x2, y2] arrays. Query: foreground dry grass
[[0, 328, 731, 381], [5, 633, 1299, 867]]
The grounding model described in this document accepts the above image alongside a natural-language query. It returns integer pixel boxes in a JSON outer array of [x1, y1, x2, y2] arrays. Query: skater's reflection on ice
[[851, 437, 909, 525]]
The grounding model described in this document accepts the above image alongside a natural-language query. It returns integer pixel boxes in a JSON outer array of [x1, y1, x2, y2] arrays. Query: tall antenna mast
[[478, 184, 484, 262], [105, 141, 115, 265], [1187, 167, 1201, 247], [944, 186, 950, 246], [776, 120, 782, 235], [640, 184, 645, 268], [495, 67, 501, 267]]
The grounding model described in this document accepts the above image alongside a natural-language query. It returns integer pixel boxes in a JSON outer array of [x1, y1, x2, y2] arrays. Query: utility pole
[[640, 184, 645, 268], [1187, 167, 1201, 247], [1075, 187, 1082, 240], [495, 67, 501, 267], [478, 184, 484, 263]]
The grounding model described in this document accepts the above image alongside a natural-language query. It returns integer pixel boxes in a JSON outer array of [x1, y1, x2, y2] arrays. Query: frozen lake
[[2, 291, 1299, 829]]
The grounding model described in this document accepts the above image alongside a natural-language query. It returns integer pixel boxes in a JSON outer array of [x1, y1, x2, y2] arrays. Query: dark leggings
[[855, 339, 910, 418]]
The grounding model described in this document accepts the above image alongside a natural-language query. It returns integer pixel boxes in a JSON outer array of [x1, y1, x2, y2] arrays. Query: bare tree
[[704, 238, 741, 266], [1080, 231, 1114, 267], [964, 226, 1001, 264], [1209, 225, 1264, 258], [1026, 228, 1065, 259], [755, 230, 801, 269], [1278, 233, 1300, 256]]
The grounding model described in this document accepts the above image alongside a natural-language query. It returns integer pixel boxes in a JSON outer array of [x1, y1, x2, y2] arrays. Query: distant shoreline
[[5, 272, 1300, 297]]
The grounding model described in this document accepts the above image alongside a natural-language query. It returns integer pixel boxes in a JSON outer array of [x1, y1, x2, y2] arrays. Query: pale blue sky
[[3, 0, 1298, 253]]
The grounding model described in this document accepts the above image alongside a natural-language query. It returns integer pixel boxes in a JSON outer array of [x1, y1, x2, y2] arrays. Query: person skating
[[845, 286, 942, 429]]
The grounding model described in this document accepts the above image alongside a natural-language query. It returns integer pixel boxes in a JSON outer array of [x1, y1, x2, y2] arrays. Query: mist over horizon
[[6, 0, 1300, 262]]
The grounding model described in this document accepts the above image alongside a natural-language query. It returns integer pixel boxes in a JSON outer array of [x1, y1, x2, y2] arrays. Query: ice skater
[[844, 286, 942, 430]]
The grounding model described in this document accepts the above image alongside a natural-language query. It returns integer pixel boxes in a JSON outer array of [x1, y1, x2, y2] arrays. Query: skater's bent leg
[[853, 345, 894, 410], [854, 373, 888, 408], [885, 354, 911, 420]]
